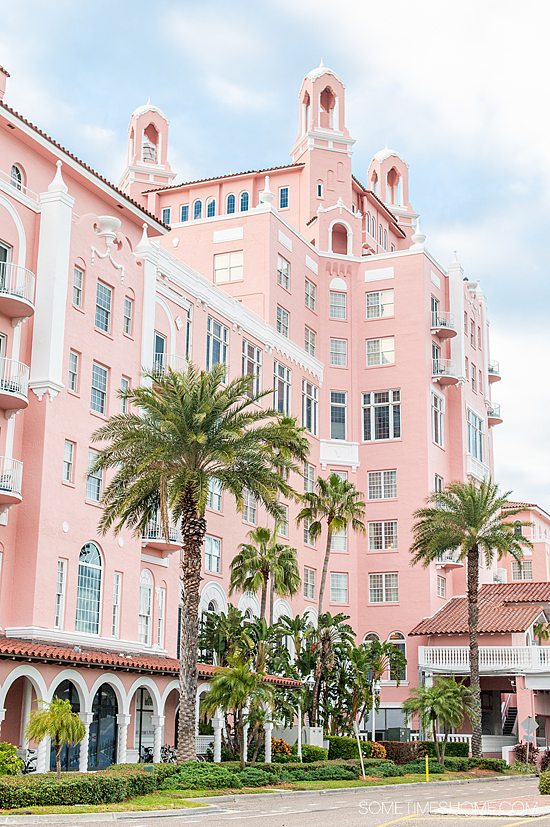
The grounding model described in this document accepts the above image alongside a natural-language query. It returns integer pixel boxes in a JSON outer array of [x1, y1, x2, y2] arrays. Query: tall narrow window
[[207, 477, 222, 511], [157, 586, 166, 647], [138, 570, 153, 645], [161, 207, 171, 225], [214, 251, 243, 283], [91, 363, 108, 414], [432, 392, 445, 447], [366, 337, 395, 366], [120, 376, 130, 413], [331, 527, 348, 551], [205, 535, 221, 573], [54, 559, 67, 629], [304, 567, 316, 599], [243, 490, 257, 524], [276, 305, 289, 337], [154, 331, 166, 371], [330, 573, 348, 604], [68, 350, 79, 392], [242, 340, 262, 396], [437, 575, 447, 598], [277, 255, 291, 290], [279, 187, 289, 209], [240, 192, 249, 212], [329, 291, 347, 320], [273, 362, 291, 415], [305, 279, 317, 311], [193, 200, 202, 220], [278, 504, 289, 537], [330, 338, 347, 366], [112, 572, 122, 638], [362, 390, 401, 441], [467, 409, 484, 462], [95, 282, 112, 333], [63, 440, 75, 483], [123, 297, 133, 336], [86, 450, 103, 502], [303, 462, 316, 493], [180, 205, 189, 222], [73, 267, 84, 308], [434, 474, 444, 493], [206, 317, 229, 374], [75, 542, 102, 634], [206, 198, 216, 218], [330, 391, 347, 440], [304, 326, 316, 356], [10, 164, 23, 190], [302, 380, 318, 435], [226, 194, 236, 214]]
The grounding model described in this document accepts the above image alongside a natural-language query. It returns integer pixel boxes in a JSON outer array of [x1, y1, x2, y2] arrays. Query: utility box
[[385, 727, 411, 742]]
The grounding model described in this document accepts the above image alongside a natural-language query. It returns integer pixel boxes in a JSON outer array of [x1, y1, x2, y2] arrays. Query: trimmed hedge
[[293, 744, 329, 763], [161, 762, 242, 790], [421, 741, 469, 758], [402, 758, 445, 775], [379, 740, 469, 764], [468, 757, 506, 772], [327, 736, 379, 760], [540, 770, 550, 795], [238, 767, 272, 787]]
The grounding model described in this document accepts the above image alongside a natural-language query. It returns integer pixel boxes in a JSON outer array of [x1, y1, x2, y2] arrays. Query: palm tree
[[25, 698, 85, 780], [92, 364, 308, 761], [230, 526, 300, 623], [199, 605, 254, 666], [310, 612, 355, 726], [403, 678, 474, 764], [534, 621, 550, 646], [411, 479, 531, 757], [297, 474, 366, 614]]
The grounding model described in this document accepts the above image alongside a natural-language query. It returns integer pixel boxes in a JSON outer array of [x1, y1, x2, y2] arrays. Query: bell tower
[[119, 100, 175, 205]]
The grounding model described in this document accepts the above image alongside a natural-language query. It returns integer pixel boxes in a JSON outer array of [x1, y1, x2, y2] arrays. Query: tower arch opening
[[330, 221, 350, 255], [319, 86, 336, 129], [142, 123, 159, 163]]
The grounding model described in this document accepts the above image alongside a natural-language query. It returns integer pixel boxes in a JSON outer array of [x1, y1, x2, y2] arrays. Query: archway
[[330, 222, 350, 255], [50, 680, 80, 771], [88, 684, 118, 769]]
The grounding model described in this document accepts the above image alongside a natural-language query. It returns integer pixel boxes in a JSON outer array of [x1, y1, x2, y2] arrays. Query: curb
[[0, 804, 220, 825]]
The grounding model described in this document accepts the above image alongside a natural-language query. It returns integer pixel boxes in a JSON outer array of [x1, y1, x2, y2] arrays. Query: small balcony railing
[[431, 311, 457, 338], [488, 360, 501, 382], [432, 359, 459, 385], [152, 353, 188, 374], [0, 262, 36, 318], [418, 645, 550, 674], [0, 457, 23, 504], [435, 550, 463, 569], [0, 358, 30, 409], [466, 455, 489, 481], [488, 403, 503, 425], [143, 519, 182, 552]]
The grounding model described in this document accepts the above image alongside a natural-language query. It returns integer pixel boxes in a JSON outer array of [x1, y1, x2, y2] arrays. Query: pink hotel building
[[0, 61, 548, 768]]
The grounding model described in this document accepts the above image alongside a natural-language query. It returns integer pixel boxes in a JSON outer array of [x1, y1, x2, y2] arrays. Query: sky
[[1, 0, 548, 506]]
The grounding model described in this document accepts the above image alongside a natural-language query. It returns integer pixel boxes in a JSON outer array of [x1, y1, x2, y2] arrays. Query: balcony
[[466, 455, 489, 482], [488, 403, 503, 426], [142, 519, 182, 554], [0, 358, 30, 411], [152, 353, 188, 374], [431, 311, 457, 339], [432, 358, 459, 385], [0, 263, 36, 319], [488, 360, 501, 383], [0, 457, 23, 505], [418, 645, 550, 676], [435, 550, 464, 570]]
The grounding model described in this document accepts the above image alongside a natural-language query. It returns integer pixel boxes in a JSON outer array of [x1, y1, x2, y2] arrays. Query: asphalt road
[[9, 777, 550, 827]]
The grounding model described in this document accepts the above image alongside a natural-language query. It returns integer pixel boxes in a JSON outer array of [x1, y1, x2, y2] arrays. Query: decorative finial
[[410, 217, 426, 250], [146, 96, 152, 105], [48, 160, 68, 194], [136, 222, 151, 254], [258, 175, 275, 208], [319, 58, 324, 68]]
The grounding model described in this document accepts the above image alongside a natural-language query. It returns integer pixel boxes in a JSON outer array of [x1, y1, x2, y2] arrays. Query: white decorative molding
[[278, 229, 292, 251], [91, 215, 126, 282], [364, 266, 394, 282], [4, 626, 168, 656], [329, 276, 347, 291], [305, 254, 318, 275], [29, 380, 63, 401], [213, 227, 243, 243], [141, 552, 169, 568], [431, 271, 442, 289], [319, 439, 359, 471]]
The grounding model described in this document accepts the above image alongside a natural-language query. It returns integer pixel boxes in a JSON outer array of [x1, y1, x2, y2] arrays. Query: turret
[[119, 100, 175, 206]]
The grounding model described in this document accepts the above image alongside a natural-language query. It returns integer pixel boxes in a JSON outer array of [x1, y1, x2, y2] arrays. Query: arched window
[[379, 223, 383, 245], [364, 632, 380, 643], [330, 222, 349, 255], [387, 167, 402, 206], [193, 199, 202, 220], [319, 86, 336, 128], [366, 213, 371, 235], [10, 164, 23, 191], [75, 543, 102, 634], [384, 229, 388, 250], [302, 91, 311, 133], [240, 192, 249, 212], [371, 170, 378, 195], [142, 124, 158, 163], [388, 631, 406, 680], [226, 194, 236, 214], [138, 569, 153, 645], [206, 198, 216, 218], [372, 218, 377, 239]]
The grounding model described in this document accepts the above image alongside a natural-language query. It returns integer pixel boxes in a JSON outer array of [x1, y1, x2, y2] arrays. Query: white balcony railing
[[152, 353, 188, 373], [196, 735, 214, 755], [418, 646, 550, 674], [0, 457, 23, 498], [466, 455, 490, 481], [143, 519, 181, 545], [0, 168, 39, 202], [488, 360, 500, 378], [431, 311, 456, 332], [411, 731, 472, 748], [0, 262, 36, 307], [432, 359, 458, 379], [0, 357, 30, 399]]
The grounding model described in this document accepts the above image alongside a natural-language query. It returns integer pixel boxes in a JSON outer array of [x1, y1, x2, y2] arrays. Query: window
[[303, 517, 314, 545], [304, 326, 316, 356], [437, 575, 447, 598], [388, 631, 406, 680], [226, 194, 236, 214], [273, 362, 291, 415], [75, 542, 102, 634], [362, 390, 401, 441], [304, 462, 315, 493], [180, 205, 189, 222], [302, 380, 319, 435], [240, 192, 249, 212], [316, 182, 323, 198], [305, 279, 317, 311], [54, 559, 67, 629], [95, 281, 112, 333], [138, 570, 153, 645], [369, 572, 399, 603], [243, 489, 257, 524], [193, 199, 202, 220], [464, 311, 468, 334], [206, 316, 229, 373], [68, 350, 79, 392], [330, 338, 347, 367], [467, 409, 484, 462], [368, 521, 398, 551], [330, 391, 347, 440], [304, 567, 316, 600], [276, 305, 289, 337], [470, 319, 476, 347], [207, 477, 222, 511], [277, 255, 290, 290], [214, 250, 243, 283], [154, 331, 166, 370], [368, 470, 397, 500], [63, 440, 75, 483], [431, 392, 445, 447], [161, 207, 171, 225], [73, 267, 83, 308], [86, 450, 103, 501], [242, 340, 262, 396], [157, 586, 166, 647], [434, 474, 444, 493], [91, 362, 108, 414], [278, 504, 289, 537], [10, 164, 23, 190], [112, 572, 122, 638], [478, 369, 483, 396], [366, 336, 395, 366], [205, 535, 221, 573], [123, 297, 133, 336], [120, 376, 130, 413], [279, 187, 289, 209], [331, 527, 347, 551], [477, 325, 482, 349], [366, 289, 394, 319], [471, 363, 477, 392], [330, 572, 348, 604], [206, 198, 216, 218], [329, 291, 346, 320], [512, 560, 533, 581]]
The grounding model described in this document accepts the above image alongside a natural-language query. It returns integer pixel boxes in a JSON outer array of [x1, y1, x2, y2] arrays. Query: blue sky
[[2, 0, 549, 505]]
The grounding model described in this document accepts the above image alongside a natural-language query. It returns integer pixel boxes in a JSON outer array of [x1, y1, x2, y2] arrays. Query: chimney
[[0, 66, 10, 102]]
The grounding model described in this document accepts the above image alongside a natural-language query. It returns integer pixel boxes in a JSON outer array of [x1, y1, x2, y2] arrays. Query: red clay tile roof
[[0, 637, 301, 687], [504, 501, 550, 519], [144, 163, 305, 194], [0, 67, 10, 78], [410, 582, 550, 636]]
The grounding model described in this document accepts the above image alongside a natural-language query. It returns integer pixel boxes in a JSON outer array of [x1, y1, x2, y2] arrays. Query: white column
[[212, 709, 223, 763], [78, 712, 93, 773], [20, 680, 33, 750], [448, 253, 465, 379], [116, 713, 131, 764], [242, 724, 249, 764], [297, 704, 302, 761], [35, 737, 50, 774], [136, 225, 159, 380], [0, 708, 5, 739], [152, 714, 165, 764], [263, 720, 273, 764]]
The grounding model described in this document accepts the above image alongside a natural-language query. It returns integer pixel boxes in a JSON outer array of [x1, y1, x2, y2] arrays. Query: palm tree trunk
[[177, 487, 207, 763], [311, 658, 323, 727], [55, 738, 61, 781], [317, 528, 333, 616], [467, 543, 482, 757], [260, 579, 268, 622], [269, 577, 274, 625], [432, 719, 440, 763], [238, 715, 246, 768]]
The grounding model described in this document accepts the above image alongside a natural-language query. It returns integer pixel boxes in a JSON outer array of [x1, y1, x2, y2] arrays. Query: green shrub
[[0, 770, 157, 809], [540, 770, 550, 794], [327, 736, 373, 760], [379, 741, 422, 764], [420, 741, 469, 758], [238, 767, 273, 787], [291, 744, 329, 763], [273, 753, 296, 764], [360, 759, 403, 777], [402, 758, 445, 775], [468, 757, 506, 772], [303, 765, 358, 781], [541, 751, 550, 773], [161, 761, 242, 791], [442, 756, 470, 771], [0, 743, 23, 776]]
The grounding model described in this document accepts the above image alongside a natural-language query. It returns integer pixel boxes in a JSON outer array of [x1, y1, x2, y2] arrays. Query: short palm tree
[[199, 605, 254, 666], [403, 678, 474, 763], [92, 364, 308, 761], [534, 621, 550, 646], [310, 612, 355, 726], [25, 698, 85, 780], [297, 474, 366, 614], [411, 479, 531, 757]]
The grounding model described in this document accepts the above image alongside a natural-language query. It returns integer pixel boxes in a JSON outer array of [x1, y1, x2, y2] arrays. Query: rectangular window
[[435, 474, 444, 493], [214, 250, 243, 283], [511, 560, 533, 581], [54, 559, 67, 629], [331, 527, 348, 552], [112, 572, 122, 638], [303, 516, 314, 546], [437, 575, 447, 598], [276, 305, 290, 337], [242, 340, 262, 397], [305, 279, 317, 311], [302, 380, 318, 435], [330, 391, 347, 440], [120, 376, 130, 413], [304, 462, 315, 493], [273, 362, 291, 415], [73, 267, 83, 308], [368, 470, 397, 500], [479, 369, 483, 396], [68, 350, 79, 393], [154, 331, 166, 370], [304, 567, 316, 600], [464, 312, 468, 334], [368, 521, 398, 551], [330, 572, 349, 604], [279, 186, 289, 209], [206, 316, 229, 373], [86, 450, 103, 502], [471, 363, 477, 391], [366, 289, 394, 319], [243, 489, 257, 524], [432, 392, 445, 447], [329, 291, 347, 320], [470, 319, 476, 347], [123, 296, 133, 336], [366, 336, 395, 366], [304, 326, 316, 356], [467, 409, 484, 462], [369, 572, 399, 603], [91, 362, 108, 414], [63, 440, 75, 483], [278, 504, 289, 537], [180, 205, 189, 222], [277, 254, 290, 290], [207, 477, 222, 511], [162, 207, 171, 225], [477, 325, 482, 349], [362, 390, 401, 441], [95, 281, 112, 333], [157, 586, 166, 648], [205, 536, 221, 573], [330, 338, 347, 367]]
